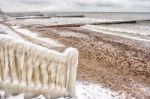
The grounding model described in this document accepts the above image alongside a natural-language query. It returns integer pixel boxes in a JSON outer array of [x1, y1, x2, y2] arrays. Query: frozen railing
[[0, 35, 79, 99]]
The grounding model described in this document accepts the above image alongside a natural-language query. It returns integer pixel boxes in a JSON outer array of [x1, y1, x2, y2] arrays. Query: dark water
[[9, 12, 150, 20], [46, 12, 150, 20]]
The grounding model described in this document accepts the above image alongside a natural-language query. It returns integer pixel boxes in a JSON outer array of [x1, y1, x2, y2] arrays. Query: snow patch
[[0, 81, 121, 99], [12, 26, 37, 37], [57, 81, 121, 99], [0, 24, 22, 39], [56, 31, 88, 38], [83, 25, 150, 42], [75, 82, 119, 99], [12, 26, 65, 47]]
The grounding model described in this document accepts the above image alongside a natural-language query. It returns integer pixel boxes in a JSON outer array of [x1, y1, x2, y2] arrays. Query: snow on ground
[[39, 37, 64, 46], [0, 24, 22, 39], [0, 18, 3, 22], [55, 31, 89, 38], [12, 26, 65, 47], [0, 81, 122, 99], [74, 81, 121, 99], [0, 23, 64, 47], [12, 26, 37, 37], [131, 81, 150, 95], [0, 16, 5, 22], [83, 25, 150, 42]]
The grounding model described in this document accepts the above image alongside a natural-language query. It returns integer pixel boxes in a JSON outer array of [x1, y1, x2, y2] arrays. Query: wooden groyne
[[36, 20, 137, 28]]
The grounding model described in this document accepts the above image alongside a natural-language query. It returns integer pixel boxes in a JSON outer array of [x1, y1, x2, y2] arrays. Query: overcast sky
[[0, 0, 150, 12]]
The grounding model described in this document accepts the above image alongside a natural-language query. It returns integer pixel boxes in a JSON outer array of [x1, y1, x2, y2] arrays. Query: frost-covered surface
[[74, 82, 121, 99], [0, 24, 22, 39], [0, 15, 5, 22], [12, 26, 37, 37], [0, 81, 122, 99], [83, 25, 150, 42], [0, 18, 3, 22], [131, 81, 150, 94], [12, 26, 65, 47], [0, 28, 5, 33], [0, 23, 64, 47], [54, 31, 88, 38], [0, 91, 45, 99], [0, 35, 78, 98]]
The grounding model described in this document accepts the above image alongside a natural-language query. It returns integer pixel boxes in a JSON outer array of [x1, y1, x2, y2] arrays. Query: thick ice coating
[[0, 35, 79, 99]]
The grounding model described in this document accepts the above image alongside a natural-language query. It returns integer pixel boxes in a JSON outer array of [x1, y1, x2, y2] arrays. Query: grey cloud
[[18, 0, 52, 5], [96, 3, 122, 8], [0, 0, 149, 12]]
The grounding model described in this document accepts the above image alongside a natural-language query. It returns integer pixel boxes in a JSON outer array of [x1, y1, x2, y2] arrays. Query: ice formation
[[0, 35, 79, 99], [83, 25, 150, 42]]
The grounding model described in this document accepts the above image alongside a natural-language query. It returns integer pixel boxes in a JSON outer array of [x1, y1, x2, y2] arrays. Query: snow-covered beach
[[0, 12, 150, 99]]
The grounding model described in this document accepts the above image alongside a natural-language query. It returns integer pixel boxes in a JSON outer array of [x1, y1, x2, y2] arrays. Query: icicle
[[0, 39, 5, 81], [26, 47, 34, 85], [63, 47, 79, 96], [0, 36, 79, 98], [47, 60, 51, 86], [0, 42, 3, 81], [32, 53, 41, 86], [4, 40, 11, 83], [40, 58, 48, 87], [59, 61, 66, 88], [50, 61, 57, 88], [20, 47, 27, 86], [65, 58, 71, 90], [15, 43, 25, 83], [8, 41, 16, 83]]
